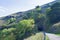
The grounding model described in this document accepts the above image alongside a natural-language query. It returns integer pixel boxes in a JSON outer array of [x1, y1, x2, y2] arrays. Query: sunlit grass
[[46, 36, 49, 40], [24, 32, 49, 40]]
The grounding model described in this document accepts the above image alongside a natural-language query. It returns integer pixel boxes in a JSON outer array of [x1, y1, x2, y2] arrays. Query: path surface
[[46, 33, 60, 40]]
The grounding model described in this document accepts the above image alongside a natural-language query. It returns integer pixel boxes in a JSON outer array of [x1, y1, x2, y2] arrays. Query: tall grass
[[24, 32, 49, 40]]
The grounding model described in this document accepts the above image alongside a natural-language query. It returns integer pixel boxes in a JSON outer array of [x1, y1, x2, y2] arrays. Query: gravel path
[[46, 33, 60, 40]]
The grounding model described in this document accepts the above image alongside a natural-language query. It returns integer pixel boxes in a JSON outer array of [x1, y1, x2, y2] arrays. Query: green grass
[[24, 32, 49, 40], [46, 36, 49, 40], [56, 34, 60, 36]]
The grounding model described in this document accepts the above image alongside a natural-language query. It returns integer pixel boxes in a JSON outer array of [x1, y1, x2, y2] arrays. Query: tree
[[35, 5, 41, 13], [16, 19, 35, 40], [47, 2, 60, 25], [46, 2, 60, 32], [51, 22, 60, 33], [23, 5, 41, 20], [36, 14, 45, 31], [7, 17, 16, 24], [0, 28, 16, 40]]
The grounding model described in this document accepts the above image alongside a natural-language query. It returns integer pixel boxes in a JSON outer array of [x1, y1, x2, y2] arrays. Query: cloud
[[0, 6, 19, 17], [0, 0, 55, 17], [0, 6, 8, 11], [0, 6, 9, 17], [36, 0, 54, 6]]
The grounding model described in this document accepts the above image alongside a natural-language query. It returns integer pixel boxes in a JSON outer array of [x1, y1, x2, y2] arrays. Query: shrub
[[16, 19, 35, 40], [0, 28, 16, 40], [51, 22, 60, 33]]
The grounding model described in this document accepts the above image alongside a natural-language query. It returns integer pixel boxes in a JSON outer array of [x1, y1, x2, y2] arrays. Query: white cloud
[[0, 6, 9, 17], [0, 6, 21, 17], [33, 0, 54, 6], [0, 7, 6, 12], [0, 0, 55, 17], [0, 6, 8, 10]]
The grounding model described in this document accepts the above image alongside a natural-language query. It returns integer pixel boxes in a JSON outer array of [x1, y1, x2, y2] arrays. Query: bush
[[7, 18, 16, 24], [51, 22, 60, 33], [0, 28, 16, 40], [16, 19, 35, 40]]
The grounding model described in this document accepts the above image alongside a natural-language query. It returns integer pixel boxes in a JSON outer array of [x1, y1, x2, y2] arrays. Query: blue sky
[[0, 0, 54, 17]]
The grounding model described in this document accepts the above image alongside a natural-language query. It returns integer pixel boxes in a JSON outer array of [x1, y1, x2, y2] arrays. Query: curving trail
[[46, 33, 60, 40]]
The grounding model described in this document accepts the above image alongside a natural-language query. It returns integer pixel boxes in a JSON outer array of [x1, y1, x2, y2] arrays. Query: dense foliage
[[51, 22, 60, 33], [46, 2, 60, 33], [0, 19, 35, 40], [0, 2, 60, 40], [46, 2, 60, 25], [16, 19, 35, 40]]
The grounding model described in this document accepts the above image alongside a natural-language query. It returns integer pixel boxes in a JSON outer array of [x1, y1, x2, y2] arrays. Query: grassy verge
[[56, 34, 60, 36], [24, 32, 49, 40], [46, 36, 49, 40]]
